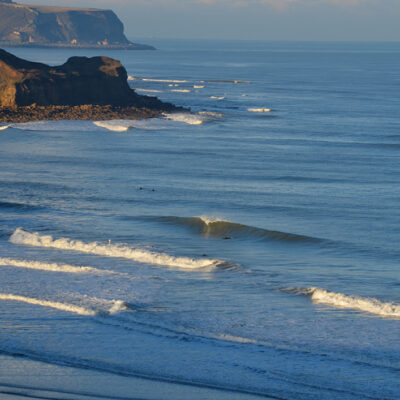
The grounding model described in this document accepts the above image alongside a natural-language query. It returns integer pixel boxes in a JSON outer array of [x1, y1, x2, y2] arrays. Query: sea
[[0, 39, 399, 400]]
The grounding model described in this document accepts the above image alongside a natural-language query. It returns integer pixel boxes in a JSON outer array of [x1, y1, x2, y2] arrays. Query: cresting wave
[[93, 121, 131, 132], [157, 216, 318, 243], [0, 257, 111, 274], [0, 125, 9, 130], [0, 293, 129, 316], [285, 287, 400, 319], [141, 78, 188, 83], [163, 113, 205, 125], [248, 108, 271, 113], [9, 228, 226, 270]]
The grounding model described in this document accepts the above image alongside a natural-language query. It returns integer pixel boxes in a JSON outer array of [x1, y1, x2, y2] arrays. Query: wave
[[205, 80, 252, 84], [0, 293, 129, 316], [134, 88, 164, 93], [141, 78, 188, 83], [248, 108, 271, 113], [170, 89, 191, 93], [0, 257, 111, 274], [127, 75, 137, 81], [198, 111, 224, 118], [0, 200, 40, 211], [9, 228, 226, 270], [156, 216, 318, 243], [93, 121, 131, 132], [163, 113, 204, 125], [0, 125, 9, 130], [284, 287, 400, 319], [210, 96, 225, 100], [193, 85, 205, 89]]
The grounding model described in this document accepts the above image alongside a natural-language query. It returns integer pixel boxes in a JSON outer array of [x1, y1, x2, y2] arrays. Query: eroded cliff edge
[[0, 0, 153, 49], [0, 48, 182, 122]]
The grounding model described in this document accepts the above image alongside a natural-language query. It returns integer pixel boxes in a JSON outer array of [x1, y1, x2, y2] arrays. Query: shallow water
[[0, 40, 399, 399]]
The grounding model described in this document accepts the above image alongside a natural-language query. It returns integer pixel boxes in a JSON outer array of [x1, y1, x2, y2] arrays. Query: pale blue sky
[[21, 0, 400, 41]]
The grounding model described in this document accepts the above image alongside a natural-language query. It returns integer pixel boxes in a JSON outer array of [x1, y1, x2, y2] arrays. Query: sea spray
[[9, 228, 224, 270]]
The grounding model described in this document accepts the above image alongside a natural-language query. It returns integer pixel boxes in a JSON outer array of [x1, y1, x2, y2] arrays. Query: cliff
[[0, 48, 181, 122], [0, 1, 153, 49]]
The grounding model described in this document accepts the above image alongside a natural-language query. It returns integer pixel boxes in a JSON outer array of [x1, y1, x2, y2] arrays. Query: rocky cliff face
[[0, 1, 153, 49], [0, 48, 172, 110]]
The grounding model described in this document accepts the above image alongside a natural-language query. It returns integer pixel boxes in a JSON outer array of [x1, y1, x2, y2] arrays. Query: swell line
[[9, 228, 229, 270], [156, 216, 318, 243]]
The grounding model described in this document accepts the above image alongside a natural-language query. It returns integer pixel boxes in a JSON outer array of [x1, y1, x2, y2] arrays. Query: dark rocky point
[[0, 48, 184, 123]]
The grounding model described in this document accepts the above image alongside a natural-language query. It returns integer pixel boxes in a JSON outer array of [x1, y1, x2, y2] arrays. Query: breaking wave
[[248, 108, 271, 113], [134, 88, 164, 93], [210, 96, 225, 100], [205, 80, 251, 84], [170, 89, 191, 93], [284, 287, 400, 319], [163, 112, 223, 125], [163, 113, 203, 125], [0, 257, 111, 274], [0, 125, 9, 130], [156, 216, 318, 243], [9, 228, 227, 270], [0, 293, 129, 316], [141, 78, 188, 83], [93, 121, 131, 132]]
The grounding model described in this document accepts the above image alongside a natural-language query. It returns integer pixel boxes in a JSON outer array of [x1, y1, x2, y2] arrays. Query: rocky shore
[[0, 104, 174, 123]]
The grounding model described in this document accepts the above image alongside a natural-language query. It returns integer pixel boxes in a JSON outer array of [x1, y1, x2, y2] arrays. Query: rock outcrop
[[0, 1, 153, 49], [0, 48, 182, 122]]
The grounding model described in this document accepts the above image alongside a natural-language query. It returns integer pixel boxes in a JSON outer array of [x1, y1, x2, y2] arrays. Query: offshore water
[[0, 40, 399, 399]]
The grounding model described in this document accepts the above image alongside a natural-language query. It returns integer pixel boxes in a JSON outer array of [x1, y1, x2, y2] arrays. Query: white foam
[[163, 113, 204, 125], [127, 75, 137, 81], [0, 257, 109, 274], [198, 111, 224, 118], [170, 89, 191, 93], [10, 228, 223, 270], [142, 78, 187, 83], [193, 85, 205, 89], [0, 293, 96, 316], [134, 88, 164, 93], [0, 125, 9, 130], [0, 293, 130, 316], [93, 121, 131, 132], [210, 96, 226, 100], [248, 108, 271, 112], [198, 216, 225, 225], [288, 287, 400, 319]]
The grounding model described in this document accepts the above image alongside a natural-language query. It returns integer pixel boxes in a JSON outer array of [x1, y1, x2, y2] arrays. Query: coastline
[[0, 105, 185, 123]]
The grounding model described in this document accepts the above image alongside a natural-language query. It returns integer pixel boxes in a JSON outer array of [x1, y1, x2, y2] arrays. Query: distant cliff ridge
[[0, 1, 154, 49]]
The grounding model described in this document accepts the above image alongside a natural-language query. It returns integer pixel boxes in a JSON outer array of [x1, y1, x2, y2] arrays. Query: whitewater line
[[286, 287, 400, 318], [0, 293, 96, 316], [9, 228, 223, 270], [0, 257, 112, 274]]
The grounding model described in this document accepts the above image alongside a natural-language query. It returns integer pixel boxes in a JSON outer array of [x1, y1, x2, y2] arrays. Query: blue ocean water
[[0, 40, 399, 399]]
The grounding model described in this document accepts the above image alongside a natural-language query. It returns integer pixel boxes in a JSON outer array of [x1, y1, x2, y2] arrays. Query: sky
[[20, 0, 400, 42]]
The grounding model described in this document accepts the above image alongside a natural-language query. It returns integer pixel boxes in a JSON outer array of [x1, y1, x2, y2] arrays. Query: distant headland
[[0, 0, 154, 50], [0, 49, 183, 123]]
